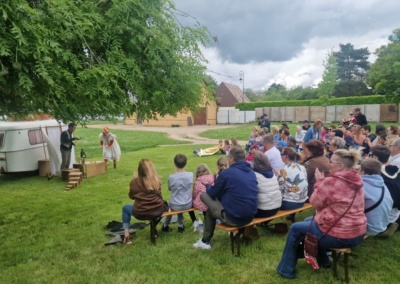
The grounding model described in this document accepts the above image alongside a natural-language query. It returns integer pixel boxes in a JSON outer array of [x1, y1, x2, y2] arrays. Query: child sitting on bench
[[163, 154, 194, 233]]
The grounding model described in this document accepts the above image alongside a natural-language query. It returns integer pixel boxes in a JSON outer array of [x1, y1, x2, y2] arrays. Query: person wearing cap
[[60, 122, 80, 171], [260, 114, 270, 131], [354, 107, 368, 126], [99, 127, 121, 169]]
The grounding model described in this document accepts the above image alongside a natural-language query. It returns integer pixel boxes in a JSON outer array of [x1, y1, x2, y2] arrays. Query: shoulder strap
[[310, 188, 358, 238], [365, 187, 385, 213]]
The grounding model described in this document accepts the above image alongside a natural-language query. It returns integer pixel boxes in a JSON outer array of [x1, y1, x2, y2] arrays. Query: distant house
[[125, 92, 217, 127], [215, 82, 250, 107]]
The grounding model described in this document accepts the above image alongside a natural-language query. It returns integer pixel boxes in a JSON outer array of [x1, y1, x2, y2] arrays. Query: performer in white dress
[[99, 127, 121, 169]]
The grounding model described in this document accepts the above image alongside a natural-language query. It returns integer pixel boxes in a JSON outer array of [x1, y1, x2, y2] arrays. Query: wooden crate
[[62, 168, 80, 181], [85, 161, 107, 178], [38, 160, 51, 177]]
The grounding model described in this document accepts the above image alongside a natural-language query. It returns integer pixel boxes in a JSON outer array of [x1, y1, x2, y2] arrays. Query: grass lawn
[[1, 125, 400, 283]]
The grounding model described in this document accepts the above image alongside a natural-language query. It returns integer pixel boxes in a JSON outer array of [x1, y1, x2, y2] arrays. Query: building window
[[28, 130, 45, 145]]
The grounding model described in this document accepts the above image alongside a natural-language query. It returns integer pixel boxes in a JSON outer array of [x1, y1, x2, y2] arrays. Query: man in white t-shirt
[[262, 135, 285, 171]]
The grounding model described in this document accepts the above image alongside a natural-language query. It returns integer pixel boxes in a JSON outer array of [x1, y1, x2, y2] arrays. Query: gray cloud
[[173, 0, 400, 89], [174, 0, 399, 63]]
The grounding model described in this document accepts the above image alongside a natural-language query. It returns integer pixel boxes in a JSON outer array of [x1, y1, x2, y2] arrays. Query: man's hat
[[303, 120, 309, 124]]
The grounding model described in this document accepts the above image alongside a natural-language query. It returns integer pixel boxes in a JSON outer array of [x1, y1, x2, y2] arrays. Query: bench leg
[[150, 219, 156, 245], [230, 232, 235, 255], [332, 251, 339, 279], [234, 228, 245, 257], [344, 253, 349, 283]]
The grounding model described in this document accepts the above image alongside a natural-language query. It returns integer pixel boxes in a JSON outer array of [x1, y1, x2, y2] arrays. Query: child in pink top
[[192, 164, 214, 214]]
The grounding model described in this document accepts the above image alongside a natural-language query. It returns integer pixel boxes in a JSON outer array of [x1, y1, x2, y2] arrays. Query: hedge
[[236, 95, 388, 110]]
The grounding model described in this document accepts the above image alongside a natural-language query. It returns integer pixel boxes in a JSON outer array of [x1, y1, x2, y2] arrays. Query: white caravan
[[0, 120, 75, 174]]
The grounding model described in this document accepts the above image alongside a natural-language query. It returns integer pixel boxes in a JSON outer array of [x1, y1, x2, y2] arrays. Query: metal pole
[[239, 70, 245, 123]]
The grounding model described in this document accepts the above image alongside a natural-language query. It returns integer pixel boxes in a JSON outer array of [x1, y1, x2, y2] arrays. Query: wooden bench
[[216, 203, 313, 256], [143, 208, 197, 245], [329, 235, 368, 283]]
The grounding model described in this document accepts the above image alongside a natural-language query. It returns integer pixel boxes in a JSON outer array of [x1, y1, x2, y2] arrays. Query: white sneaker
[[192, 220, 198, 232], [193, 238, 211, 250]]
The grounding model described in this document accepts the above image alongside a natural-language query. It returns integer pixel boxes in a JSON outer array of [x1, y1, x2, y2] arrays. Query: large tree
[[334, 43, 370, 81], [317, 51, 337, 102], [0, 0, 211, 123], [367, 28, 400, 101]]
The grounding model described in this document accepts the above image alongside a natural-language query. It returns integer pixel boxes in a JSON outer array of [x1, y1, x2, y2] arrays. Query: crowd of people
[[118, 106, 400, 279]]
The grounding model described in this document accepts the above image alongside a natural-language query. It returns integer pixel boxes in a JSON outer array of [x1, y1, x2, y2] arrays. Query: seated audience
[[326, 137, 347, 159], [163, 154, 193, 233], [122, 159, 165, 244], [252, 152, 282, 218], [295, 125, 307, 151], [351, 125, 366, 149], [263, 135, 285, 171], [193, 147, 258, 249], [220, 139, 231, 155], [277, 149, 366, 279], [389, 138, 400, 167], [370, 145, 400, 235], [360, 159, 393, 236], [246, 144, 259, 164], [214, 157, 229, 181], [192, 164, 214, 219], [303, 119, 323, 143], [302, 139, 330, 197], [342, 111, 357, 127], [271, 125, 280, 144], [276, 147, 308, 222], [387, 125, 398, 136]]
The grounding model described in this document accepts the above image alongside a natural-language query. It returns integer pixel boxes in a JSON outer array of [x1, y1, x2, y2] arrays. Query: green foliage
[[0, 0, 211, 123], [333, 80, 373, 97], [334, 43, 370, 81], [367, 28, 400, 102], [317, 51, 337, 103], [236, 95, 386, 110]]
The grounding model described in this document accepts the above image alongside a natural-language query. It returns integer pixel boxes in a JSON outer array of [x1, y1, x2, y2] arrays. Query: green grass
[[1, 126, 400, 283]]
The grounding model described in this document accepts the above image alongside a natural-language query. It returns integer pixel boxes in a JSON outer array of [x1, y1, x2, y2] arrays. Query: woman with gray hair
[[252, 152, 282, 218]]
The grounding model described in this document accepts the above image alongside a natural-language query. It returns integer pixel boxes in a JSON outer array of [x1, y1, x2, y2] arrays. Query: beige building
[[125, 94, 217, 127]]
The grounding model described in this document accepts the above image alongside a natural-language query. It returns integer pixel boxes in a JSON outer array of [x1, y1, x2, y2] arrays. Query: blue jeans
[[277, 216, 365, 279], [280, 201, 305, 221], [280, 201, 304, 210], [122, 204, 134, 229]]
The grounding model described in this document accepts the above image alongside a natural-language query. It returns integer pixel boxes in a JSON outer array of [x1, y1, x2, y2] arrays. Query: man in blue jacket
[[193, 147, 258, 249]]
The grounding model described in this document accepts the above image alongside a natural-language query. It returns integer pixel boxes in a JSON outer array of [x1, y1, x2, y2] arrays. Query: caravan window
[[28, 130, 46, 145], [0, 133, 4, 149]]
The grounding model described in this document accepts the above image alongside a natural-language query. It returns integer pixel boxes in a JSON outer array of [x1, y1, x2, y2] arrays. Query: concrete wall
[[254, 104, 391, 122], [217, 107, 256, 124]]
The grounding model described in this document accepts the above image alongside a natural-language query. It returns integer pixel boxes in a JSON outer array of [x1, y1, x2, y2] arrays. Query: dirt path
[[87, 124, 248, 145]]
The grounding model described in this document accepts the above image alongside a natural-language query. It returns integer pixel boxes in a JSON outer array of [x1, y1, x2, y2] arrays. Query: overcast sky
[[173, 0, 400, 91]]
